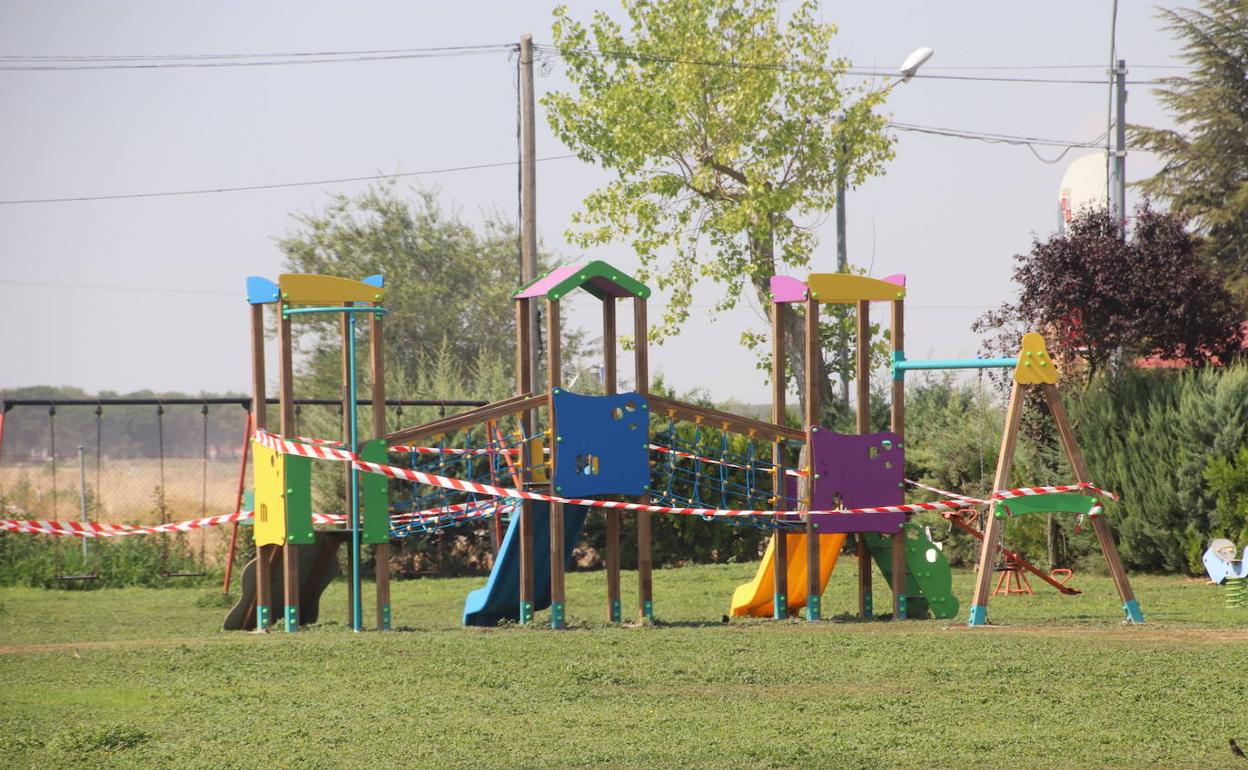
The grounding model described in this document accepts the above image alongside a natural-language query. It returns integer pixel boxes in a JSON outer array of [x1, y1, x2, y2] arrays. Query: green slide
[[864, 523, 959, 619]]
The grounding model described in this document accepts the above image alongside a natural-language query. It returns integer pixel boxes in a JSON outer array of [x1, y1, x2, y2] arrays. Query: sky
[[0, 1, 1184, 403]]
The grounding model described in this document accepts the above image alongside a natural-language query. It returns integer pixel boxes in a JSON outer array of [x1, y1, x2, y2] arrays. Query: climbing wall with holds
[[551, 389, 650, 498], [808, 430, 904, 509]]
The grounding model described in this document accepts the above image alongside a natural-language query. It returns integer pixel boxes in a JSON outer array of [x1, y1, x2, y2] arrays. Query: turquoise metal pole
[[348, 312, 362, 632], [891, 352, 1018, 380]]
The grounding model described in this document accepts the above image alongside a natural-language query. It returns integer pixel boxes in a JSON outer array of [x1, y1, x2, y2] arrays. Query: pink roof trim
[[515, 264, 582, 299], [881, 273, 906, 287], [770, 275, 808, 303]]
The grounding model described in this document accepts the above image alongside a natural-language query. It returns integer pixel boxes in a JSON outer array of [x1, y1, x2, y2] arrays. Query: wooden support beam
[[969, 381, 1025, 625], [646, 395, 804, 443], [1041, 383, 1141, 622], [249, 303, 270, 631], [771, 301, 789, 618], [547, 299, 566, 629], [370, 304, 390, 631], [803, 296, 821, 621], [855, 299, 872, 618], [890, 298, 905, 619], [340, 314, 354, 627], [278, 312, 299, 632], [515, 298, 535, 625], [603, 298, 621, 622], [890, 300, 904, 435], [384, 393, 543, 446], [635, 297, 653, 623], [250, 304, 267, 432]]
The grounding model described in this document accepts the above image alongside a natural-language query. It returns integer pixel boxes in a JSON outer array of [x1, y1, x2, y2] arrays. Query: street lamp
[[837, 46, 935, 272], [834, 46, 933, 404]]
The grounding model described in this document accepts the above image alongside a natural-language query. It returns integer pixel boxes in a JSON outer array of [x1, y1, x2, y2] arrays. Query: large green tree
[[1132, 0, 1248, 299], [279, 184, 521, 400], [544, 0, 897, 415]]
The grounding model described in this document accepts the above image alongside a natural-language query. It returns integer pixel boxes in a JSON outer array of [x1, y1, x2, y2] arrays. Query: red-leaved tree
[[974, 203, 1244, 380]]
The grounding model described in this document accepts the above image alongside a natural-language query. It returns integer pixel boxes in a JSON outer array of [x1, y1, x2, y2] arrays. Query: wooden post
[[515, 298, 535, 625], [1041, 383, 1142, 623], [519, 35, 540, 392], [249, 304, 272, 630], [635, 297, 653, 623], [370, 304, 391, 631], [771, 301, 789, 618], [337, 315, 353, 625], [803, 296, 821, 621], [278, 311, 299, 633], [547, 299, 567, 629], [968, 381, 1025, 626], [890, 298, 906, 620], [603, 298, 622, 623], [854, 299, 872, 619]]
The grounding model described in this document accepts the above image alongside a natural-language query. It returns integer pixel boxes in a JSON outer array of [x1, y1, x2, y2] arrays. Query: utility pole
[[520, 34, 541, 389], [1110, 58, 1127, 238], [835, 147, 850, 408]]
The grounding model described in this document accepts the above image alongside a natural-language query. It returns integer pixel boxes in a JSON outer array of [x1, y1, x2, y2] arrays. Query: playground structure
[[1202, 539, 1247, 608], [209, 261, 1142, 633], [0, 262, 1146, 630]]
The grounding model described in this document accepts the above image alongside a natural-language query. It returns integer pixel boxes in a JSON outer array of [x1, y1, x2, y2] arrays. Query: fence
[[0, 397, 486, 575]]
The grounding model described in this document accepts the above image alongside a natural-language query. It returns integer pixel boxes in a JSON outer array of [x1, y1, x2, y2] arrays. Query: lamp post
[[835, 46, 933, 404]]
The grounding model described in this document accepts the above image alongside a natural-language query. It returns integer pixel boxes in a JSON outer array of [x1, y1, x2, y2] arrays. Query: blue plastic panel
[[245, 276, 280, 305], [551, 389, 649, 497]]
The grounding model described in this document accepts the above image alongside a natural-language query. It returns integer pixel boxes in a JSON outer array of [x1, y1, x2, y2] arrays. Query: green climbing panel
[[360, 439, 390, 544], [864, 524, 959, 620], [284, 454, 315, 544], [1000, 493, 1099, 518]]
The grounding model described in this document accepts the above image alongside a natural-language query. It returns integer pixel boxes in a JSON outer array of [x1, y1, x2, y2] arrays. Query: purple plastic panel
[[769, 275, 808, 303], [809, 429, 904, 510], [515, 264, 580, 299], [799, 511, 906, 534]]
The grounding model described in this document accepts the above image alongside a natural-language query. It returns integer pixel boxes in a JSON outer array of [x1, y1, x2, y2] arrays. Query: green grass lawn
[[1, 563, 1245, 769]]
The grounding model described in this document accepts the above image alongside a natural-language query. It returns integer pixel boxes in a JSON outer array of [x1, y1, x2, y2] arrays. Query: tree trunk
[[748, 229, 832, 423]]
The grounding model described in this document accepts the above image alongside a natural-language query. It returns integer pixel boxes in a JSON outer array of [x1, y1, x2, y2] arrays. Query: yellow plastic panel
[[806, 274, 905, 303], [1013, 332, 1059, 384], [252, 440, 288, 547], [278, 274, 384, 305]]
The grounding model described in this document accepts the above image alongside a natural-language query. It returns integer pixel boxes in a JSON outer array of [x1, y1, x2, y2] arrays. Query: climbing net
[[648, 417, 805, 532]]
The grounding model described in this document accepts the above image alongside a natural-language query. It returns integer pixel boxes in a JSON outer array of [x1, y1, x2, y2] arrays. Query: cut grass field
[[1, 563, 1246, 769]]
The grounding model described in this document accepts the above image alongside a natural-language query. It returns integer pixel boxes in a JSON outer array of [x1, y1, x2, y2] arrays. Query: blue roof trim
[[246, 276, 280, 305], [362, 274, 384, 289]]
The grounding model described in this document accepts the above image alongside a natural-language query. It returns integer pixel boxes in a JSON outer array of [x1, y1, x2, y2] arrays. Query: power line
[[0, 278, 235, 296], [0, 155, 578, 205], [535, 44, 1165, 85], [0, 118, 1125, 206], [0, 44, 512, 62], [0, 45, 514, 71]]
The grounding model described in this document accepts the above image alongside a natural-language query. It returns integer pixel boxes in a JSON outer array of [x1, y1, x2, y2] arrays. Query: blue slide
[[462, 502, 588, 626]]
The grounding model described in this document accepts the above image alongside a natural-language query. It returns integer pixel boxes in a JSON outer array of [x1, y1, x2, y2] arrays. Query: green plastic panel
[[361, 439, 390, 544], [1002, 493, 1099, 517], [865, 524, 960, 620], [284, 454, 315, 544]]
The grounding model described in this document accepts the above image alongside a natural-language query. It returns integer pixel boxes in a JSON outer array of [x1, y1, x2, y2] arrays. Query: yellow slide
[[730, 532, 847, 617]]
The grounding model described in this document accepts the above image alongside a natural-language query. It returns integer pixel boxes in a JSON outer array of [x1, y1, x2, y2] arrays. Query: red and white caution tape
[[350, 456, 966, 518], [994, 482, 1119, 502], [254, 430, 357, 462], [1, 510, 251, 538], [905, 479, 990, 505]]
